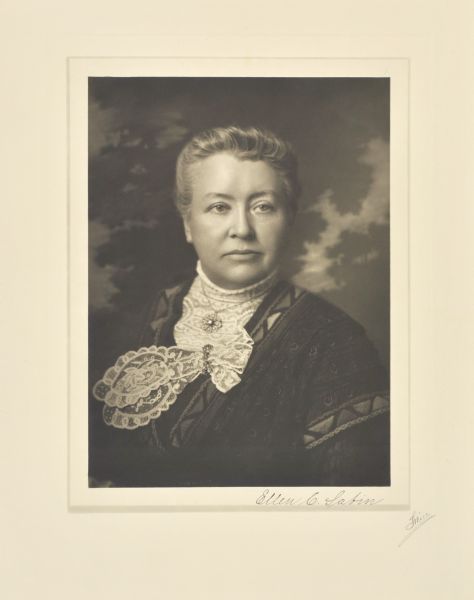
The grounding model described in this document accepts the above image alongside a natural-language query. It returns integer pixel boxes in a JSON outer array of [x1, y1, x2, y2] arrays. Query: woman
[[91, 126, 390, 487]]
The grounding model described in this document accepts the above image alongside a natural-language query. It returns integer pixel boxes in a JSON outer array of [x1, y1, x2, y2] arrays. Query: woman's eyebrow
[[202, 190, 278, 202], [248, 191, 278, 200], [203, 192, 234, 201]]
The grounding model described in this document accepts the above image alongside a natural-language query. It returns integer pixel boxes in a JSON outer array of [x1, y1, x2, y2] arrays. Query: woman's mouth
[[224, 250, 262, 261], [224, 250, 261, 255]]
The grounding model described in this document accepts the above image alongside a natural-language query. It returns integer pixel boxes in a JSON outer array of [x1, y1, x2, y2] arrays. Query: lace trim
[[93, 331, 253, 430], [196, 261, 278, 303], [174, 293, 257, 353], [174, 266, 278, 352]]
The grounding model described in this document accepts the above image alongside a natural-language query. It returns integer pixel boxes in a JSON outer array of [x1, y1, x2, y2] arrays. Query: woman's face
[[183, 153, 294, 289]]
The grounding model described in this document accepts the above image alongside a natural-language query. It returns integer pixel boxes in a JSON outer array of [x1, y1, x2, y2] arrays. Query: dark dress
[[89, 278, 390, 487]]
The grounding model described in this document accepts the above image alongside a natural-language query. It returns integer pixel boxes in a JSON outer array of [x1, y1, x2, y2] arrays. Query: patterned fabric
[[89, 275, 390, 487], [303, 391, 390, 450]]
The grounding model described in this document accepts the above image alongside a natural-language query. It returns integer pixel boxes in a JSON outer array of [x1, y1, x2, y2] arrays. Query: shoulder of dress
[[161, 281, 190, 301], [285, 284, 365, 335], [146, 277, 194, 327], [154, 276, 194, 302], [250, 281, 361, 347]]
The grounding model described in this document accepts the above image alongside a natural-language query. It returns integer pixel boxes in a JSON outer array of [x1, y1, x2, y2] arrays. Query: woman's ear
[[183, 216, 193, 243]]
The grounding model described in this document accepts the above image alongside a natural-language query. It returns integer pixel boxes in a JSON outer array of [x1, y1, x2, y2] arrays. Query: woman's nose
[[229, 208, 255, 239]]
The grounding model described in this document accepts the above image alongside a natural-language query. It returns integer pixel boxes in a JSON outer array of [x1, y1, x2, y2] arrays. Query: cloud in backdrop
[[292, 137, 389, 291], [88, 78, 390, 371]]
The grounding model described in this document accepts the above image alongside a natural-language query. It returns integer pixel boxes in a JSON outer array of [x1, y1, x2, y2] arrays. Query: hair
[[175, 125, 301, 216]]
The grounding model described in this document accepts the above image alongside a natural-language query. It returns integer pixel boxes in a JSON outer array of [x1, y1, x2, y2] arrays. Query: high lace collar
[[196, 261, 279, 304]]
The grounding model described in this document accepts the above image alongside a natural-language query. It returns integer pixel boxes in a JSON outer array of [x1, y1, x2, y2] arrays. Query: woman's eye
[[253, 203, 274, 214], [209, 203, 229, 214]]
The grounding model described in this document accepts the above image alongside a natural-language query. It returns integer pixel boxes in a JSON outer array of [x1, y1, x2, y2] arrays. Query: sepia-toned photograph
[[5, 0, 474, 595], [88, 77, 391, 488]]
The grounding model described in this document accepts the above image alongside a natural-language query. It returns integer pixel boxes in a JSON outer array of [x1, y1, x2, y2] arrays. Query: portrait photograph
[[87, 75, 392, 490], [3, 3, 473, 598]]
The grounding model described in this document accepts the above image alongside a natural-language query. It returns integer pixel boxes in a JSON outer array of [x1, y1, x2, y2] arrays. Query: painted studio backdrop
[[88, 77, 390, 400]]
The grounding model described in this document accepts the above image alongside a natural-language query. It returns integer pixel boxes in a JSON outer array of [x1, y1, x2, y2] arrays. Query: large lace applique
[[93, 330, 254, 430]]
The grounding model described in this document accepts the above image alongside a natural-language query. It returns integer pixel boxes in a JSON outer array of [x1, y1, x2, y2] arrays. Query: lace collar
[[196, 261, 279, 304]]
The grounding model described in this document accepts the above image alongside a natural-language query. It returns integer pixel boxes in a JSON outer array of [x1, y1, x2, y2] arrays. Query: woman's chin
[[206, 263, 273, 290]]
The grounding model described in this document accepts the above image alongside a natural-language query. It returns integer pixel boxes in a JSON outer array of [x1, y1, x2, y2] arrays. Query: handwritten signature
[[398, 511, 436, 547], [256, 488, 384, 508]]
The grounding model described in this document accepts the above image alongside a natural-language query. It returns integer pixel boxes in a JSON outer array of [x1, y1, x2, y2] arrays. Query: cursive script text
[[256, 488, 384, 508], [399, 511, 436, 547]]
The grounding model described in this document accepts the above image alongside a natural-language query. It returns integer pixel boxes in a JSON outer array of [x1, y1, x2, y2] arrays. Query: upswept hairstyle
[[175, 125, 301, 216]]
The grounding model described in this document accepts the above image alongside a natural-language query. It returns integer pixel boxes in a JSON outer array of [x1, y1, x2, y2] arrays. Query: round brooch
[[201, 312, 223, 333]]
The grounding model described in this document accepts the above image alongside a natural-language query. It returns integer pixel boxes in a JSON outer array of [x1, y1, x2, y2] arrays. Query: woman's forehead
[[189, 153, 284, 197]]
